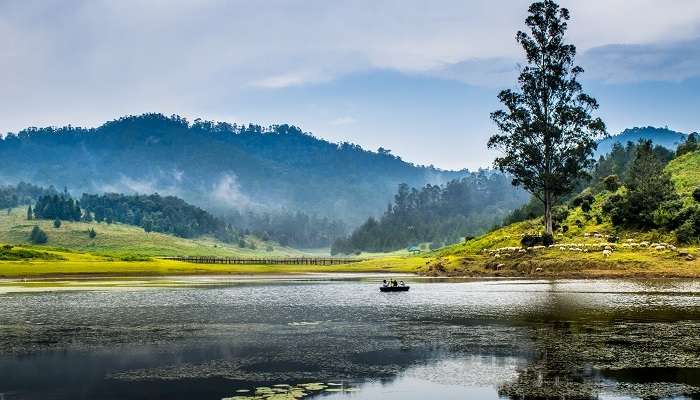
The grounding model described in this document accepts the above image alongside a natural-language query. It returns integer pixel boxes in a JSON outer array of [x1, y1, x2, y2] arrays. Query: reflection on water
[[0, 277, 699, 399]]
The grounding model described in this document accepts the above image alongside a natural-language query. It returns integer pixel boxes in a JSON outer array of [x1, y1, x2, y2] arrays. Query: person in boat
[[391, 279, 398, 287], [382, 279, 389, 287], [399, 280, 405, 286]]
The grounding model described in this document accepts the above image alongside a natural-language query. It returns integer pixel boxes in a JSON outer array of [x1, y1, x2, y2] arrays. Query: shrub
[[676, 220, 697, 244], [552, 206, 569, 229], [88, 228, 97, 239], [602, 175, 621, 192], [541, 233, 554, 246], [29, 226, 48, 244], [561, 224, 569, 233], [572, 191, 595, 209], [595, 215, 603, 224], [53, 218, 61, 228], [693, 187, 700, 203], [521, 233, 554, 248], [602, 193, 626, 226]]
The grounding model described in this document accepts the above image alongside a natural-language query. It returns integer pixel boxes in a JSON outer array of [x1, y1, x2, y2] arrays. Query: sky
[[1, 0, 700, 170]]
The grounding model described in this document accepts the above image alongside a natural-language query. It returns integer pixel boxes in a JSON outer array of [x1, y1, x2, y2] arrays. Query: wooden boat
[[380, 285, 410, 292]]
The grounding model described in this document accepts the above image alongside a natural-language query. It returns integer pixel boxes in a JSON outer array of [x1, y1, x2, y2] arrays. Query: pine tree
[[27, 205, 33, 220], [488, 0, 605, 235]]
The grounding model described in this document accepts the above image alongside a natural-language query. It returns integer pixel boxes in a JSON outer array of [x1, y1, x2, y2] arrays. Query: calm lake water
[[1, 276, 699, 399]]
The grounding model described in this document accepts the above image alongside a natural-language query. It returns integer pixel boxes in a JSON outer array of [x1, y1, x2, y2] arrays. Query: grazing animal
[[603, 249, 612, 257]]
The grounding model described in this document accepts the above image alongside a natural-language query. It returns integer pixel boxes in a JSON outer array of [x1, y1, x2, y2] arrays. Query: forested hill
[[332, 172, 529, 254], [596, 126, 687, 156], [0, 113, 469, 225]]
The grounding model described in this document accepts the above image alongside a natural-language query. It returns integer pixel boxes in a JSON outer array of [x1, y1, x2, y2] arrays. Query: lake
[[0, 275, 699, 399]]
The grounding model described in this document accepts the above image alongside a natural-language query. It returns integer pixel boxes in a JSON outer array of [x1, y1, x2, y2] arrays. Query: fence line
[[164, 256, 364, 265]]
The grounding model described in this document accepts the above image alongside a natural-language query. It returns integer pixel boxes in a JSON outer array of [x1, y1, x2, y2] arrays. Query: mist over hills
[[596, 126, 688, 156], [0, 113, 475, 227]]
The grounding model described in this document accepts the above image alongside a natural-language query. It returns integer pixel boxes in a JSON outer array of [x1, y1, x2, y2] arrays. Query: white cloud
[[211, 173, 251, 209], [329, 117, 356, 126], [580, 37, 700, 83], [1, 0, 700, 135]]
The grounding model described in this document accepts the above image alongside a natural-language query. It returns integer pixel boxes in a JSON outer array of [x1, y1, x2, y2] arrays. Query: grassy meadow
[[0, 207, 308, 258]]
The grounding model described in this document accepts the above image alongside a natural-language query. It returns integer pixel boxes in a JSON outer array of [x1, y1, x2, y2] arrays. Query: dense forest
[[331, 171, 528, 254], [32, 194, 82, 221], [506, 135, 700, 244], [0, 113, 468, 226], [80, 193, 238, 241], [226, 210, 347, 249], [503, 140, 676, 225]]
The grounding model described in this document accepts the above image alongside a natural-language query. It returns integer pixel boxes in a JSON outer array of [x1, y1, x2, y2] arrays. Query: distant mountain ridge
[[596, 126, 688, 156], [0, 114, 477, 226]]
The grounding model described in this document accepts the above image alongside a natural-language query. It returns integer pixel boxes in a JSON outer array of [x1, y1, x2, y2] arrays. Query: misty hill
[[332, 173, 529, 254], [0, 114, 470, 226], [596, 126, 687, 156]]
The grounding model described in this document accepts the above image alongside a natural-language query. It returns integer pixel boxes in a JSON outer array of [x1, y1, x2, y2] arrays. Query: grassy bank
[[0, 244, 426, 278], [0, 207, 308, 258]]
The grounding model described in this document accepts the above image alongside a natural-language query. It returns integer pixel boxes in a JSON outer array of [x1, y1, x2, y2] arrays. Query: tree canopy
[[488, 0, 605, 235]]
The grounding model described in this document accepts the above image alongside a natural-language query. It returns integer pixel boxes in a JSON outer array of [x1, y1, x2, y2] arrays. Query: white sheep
[[603, 249, 612, 257]]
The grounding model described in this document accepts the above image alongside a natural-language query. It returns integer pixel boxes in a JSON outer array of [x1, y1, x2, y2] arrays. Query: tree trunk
[[543, 192, 553, 235]]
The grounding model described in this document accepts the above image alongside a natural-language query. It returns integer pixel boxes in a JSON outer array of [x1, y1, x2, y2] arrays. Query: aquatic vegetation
[[223, 382, 349, 400]]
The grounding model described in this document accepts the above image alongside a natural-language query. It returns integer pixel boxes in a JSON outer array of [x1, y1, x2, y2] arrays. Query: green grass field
[[426, 150, 700, 278], [666, 150, 700, 201], [0, 207, 309, 258], [0, 244, 425, 277]]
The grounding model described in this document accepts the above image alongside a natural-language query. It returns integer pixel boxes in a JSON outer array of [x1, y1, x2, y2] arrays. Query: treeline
[[227, 210, 347, 248], [0, 182, 57, 209], [80, 193, 239, 241], [503, 140, 675, 225], [331, 172, 528, 254], [505, 136, 700, 243], [0, 113, 468, 225], [32, 194, 82, 221], [599, 140, 700, 242]]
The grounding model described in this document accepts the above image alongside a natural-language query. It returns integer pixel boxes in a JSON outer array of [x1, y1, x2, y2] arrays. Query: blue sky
[[1, 0, 700, 169]]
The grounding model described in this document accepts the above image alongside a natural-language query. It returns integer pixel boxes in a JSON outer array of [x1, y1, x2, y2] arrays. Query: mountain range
[[0, 114, 470, 226], [0, 114, 690, 231]]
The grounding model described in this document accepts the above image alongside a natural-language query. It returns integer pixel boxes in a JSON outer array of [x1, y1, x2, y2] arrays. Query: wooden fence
[[164, 256, 365, 265]]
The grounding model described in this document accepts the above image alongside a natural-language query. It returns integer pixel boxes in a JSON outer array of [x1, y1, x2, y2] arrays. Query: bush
[[572, 191, 595, 208], [561, 224, 569, 233], [693, 187, 700, 203], [521, 233, 554, 248], [29, 226, 48, 244], [676, 220, 697, 244], [602, 175, 621, 192], [88, 228, 97, 239], [552, 206, 569, 229], [53, 218, 61, 228], [595, 215, 603, 224], [602, 193, 626, 226]]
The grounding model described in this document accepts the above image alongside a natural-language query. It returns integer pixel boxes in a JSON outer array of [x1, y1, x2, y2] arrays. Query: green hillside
[[427, 150, 700, 277], [0, 207, 307, 258], [666, 150, 700, 200]]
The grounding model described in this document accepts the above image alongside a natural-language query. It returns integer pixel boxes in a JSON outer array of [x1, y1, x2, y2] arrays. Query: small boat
[[380, 285, 410, 292]]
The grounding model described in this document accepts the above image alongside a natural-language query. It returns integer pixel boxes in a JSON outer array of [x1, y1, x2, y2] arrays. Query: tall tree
[[488, 0, 605, 234]]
